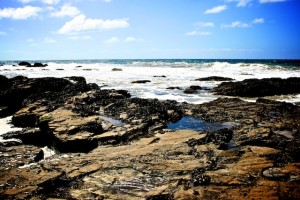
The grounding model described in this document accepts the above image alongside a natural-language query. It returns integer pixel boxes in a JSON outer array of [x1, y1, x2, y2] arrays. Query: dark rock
[[154, 75, 166, 78], [195, 76, 234, 81], [189, 85, 202, 90], [193, 174, 211, 186], [0, 75, 10, 91], [112, 68, 122, 71], [183, 88, 198, 94], [115, 90, 131, 98], [146, 194, 173, 200], [211, 128, 233, 146], [213, 77, 300, 97], [187, 128, 233, 148], [65, 76, 87, 85], [3, 128, 49, 147], [183, 86, 201, 94], [12, 113, 38, 127], [34, 149, 44, 162], [0, 76, 88, 118], [131, 80, 151, 84], [33, 63, 47, 67], [166, 87, 181, 90], [18, 61, 31, 67]]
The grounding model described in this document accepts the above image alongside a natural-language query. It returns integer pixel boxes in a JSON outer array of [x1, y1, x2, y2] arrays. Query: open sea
[[1, 59, 300, 104]]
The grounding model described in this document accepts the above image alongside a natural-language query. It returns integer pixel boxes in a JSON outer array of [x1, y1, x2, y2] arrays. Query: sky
[[0, 0, 299, 60]]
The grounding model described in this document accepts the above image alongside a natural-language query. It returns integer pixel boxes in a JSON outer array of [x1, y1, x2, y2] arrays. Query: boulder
[[18, 61, 31, 67]]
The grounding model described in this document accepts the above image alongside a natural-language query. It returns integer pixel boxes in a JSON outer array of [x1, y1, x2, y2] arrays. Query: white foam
[[0, 116, 22, 143], [41, 146, 56, 159]]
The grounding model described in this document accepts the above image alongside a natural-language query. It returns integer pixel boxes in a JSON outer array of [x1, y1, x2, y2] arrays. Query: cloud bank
[[57, 14, 129, 34], [0, 6, 42, 20]]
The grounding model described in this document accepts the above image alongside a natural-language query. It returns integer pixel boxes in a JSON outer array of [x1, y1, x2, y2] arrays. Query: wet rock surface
[[213, 77, 300, 97], [0, 76, 299, 199]]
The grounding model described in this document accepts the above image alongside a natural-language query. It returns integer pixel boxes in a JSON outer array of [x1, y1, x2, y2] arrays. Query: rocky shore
[[0, 75, 299, 199]]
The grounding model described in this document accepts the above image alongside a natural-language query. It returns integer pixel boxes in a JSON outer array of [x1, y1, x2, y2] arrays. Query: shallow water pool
[[167, 116, 238, 132]]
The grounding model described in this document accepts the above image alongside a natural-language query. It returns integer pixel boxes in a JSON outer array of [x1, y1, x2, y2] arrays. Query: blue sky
[[0, 0, 299, 60]]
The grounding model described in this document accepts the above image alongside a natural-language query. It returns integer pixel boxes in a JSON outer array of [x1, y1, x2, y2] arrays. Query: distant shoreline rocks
[[195, 76, 234, 81], [18, 62, 48, 67], [112, 68, 123, 71], [131, 80, 151, 84]]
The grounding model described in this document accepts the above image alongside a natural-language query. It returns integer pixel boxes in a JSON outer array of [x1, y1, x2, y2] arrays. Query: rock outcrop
[[213, 77, 300, 97]]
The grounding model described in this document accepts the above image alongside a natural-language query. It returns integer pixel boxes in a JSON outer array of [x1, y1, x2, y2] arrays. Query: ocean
[[1, 59, 300, 104]]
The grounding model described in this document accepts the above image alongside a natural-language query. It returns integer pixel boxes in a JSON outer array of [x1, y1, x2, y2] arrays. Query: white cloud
[[252, 18, 264, 24], [104, 37, 120, 44], [19, 0, 35, 3], [194, 22, 214, 27], [41, 0, 60, 4], [260, 0, 287, 3], [68, 35, 92, 40], [51, 4, 80, 17], [125, 37, 143, 42], [205, 5, 227, 14], [237, 0, 252, 7], [221, 21, 251, 28], [57, 14, 129, 34], [0, 31, 7, 36], [18, 0, 60, 4], [186, 31, 211, 36], [0, 6, 42, 20], [44, 37, 56, 43]]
